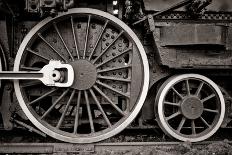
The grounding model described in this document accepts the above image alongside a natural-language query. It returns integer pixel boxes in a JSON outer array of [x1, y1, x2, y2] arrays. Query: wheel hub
[[181, 96, 203, 120], [70, 60, 97, 90]]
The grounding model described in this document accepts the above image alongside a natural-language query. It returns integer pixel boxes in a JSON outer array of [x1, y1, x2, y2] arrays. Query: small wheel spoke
[[93, 85, 126, 116], [201, 94, 216, 103], [191, 120, 196, 135], [26, 48, 49, 61], [71, 16, 80, 59], [56, 90, 76, 129], [89, 88, 112, 127], [166, 111, 181, 121], [171, 87, 184, 99], [89, 20, 109, 60], [53, 22, 74, 61], [164, 101, 180, 107], [200, 116, 210, 128], [83, 15, 91, 59], [204, 108, 219, 113], [177, 117, 186, 132], [93, 30, 124, 64], [41, 89, 70, 120], [74, 91, 82, 134], [96, 81, 130, 98], [97, 75, 131, 82], [38, 33, 67, 62], [96, 47, 132, 68], [97, 65, 131, 73], [29, 88, 58, 105], [84, 90, 95, 133], [185, 80, 190, 96], [195, 82, 204, 96]]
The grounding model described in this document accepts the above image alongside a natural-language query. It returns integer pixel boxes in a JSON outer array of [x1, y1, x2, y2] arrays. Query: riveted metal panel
[[160, 25, 226, 46]]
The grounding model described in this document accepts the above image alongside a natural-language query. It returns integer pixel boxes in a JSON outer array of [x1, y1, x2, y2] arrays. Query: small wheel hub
[[181, 96, 203, 120], [70, 60, 97, 90]]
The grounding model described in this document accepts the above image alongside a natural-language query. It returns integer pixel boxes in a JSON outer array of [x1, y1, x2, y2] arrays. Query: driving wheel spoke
[[93, 30, 124, 64], [96, 81, 130, 98], [29, 88, 58, 105], [89, 88, 112, 127], [88, 20, 109, 60], [93, 85, 125, 116], [71, 16, 80, 59], [56, 90, 76, 128], [73, 90, 82, 134], [41, 89, 70, 120], [84, 90, 95, 133], [53, 22, 74, 61], [37, 33, 67, 62]]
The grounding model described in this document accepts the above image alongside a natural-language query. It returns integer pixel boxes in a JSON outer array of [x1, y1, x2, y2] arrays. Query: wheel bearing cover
[[181, 96, 203, 120], [70, 60, 97, 90], [13, 8, 149, 143]]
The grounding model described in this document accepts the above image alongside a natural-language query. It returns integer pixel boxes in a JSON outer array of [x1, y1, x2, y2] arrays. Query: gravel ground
[[93, 140, 232, 155]]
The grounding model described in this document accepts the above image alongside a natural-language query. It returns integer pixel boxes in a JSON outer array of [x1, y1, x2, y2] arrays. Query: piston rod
[[0, 60, 74, 87]]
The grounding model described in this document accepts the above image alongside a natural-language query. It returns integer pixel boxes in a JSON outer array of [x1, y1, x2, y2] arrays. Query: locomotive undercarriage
[[0, 0, 232, 144]]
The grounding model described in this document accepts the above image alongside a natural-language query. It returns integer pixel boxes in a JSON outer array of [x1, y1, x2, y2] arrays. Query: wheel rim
[[14, 8, 149, 143], [155, 74, 225, 142]]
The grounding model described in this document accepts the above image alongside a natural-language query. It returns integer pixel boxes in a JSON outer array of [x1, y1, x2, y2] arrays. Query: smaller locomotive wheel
[[14, 8, 149, 143], [155, 74, 225, 142]]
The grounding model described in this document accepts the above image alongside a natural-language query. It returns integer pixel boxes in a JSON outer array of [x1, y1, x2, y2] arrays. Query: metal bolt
[[91, 24, 96, 29], [53, 38, 57, 43]]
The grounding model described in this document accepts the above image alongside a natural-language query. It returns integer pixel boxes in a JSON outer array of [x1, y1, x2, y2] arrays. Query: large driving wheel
[[155, 74, 225, 142], [14, 8, 149, 143]]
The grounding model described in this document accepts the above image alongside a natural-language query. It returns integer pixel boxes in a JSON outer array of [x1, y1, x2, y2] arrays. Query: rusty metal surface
[[143, 0, 232, 11]]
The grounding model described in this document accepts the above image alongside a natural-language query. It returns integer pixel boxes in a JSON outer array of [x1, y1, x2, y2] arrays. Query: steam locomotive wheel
[[155, 74, 225, 142], [14, 8, 149, 143]]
